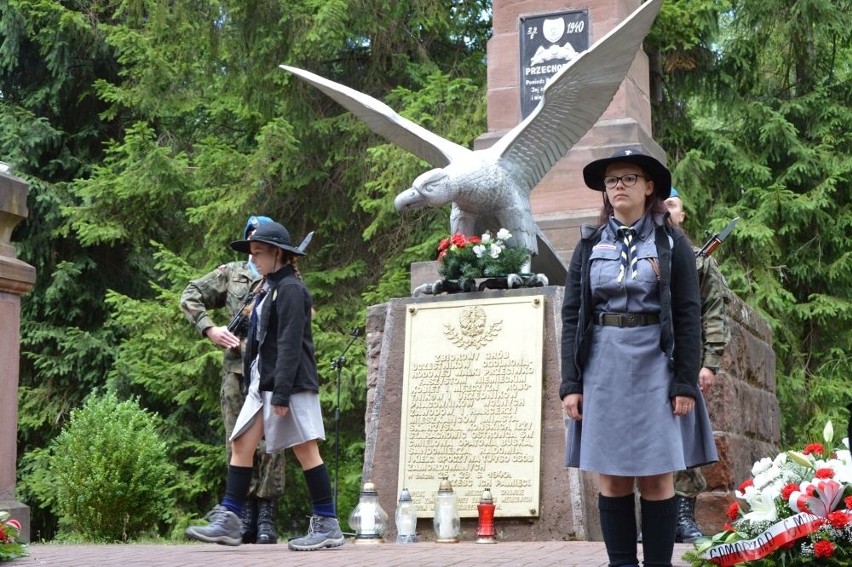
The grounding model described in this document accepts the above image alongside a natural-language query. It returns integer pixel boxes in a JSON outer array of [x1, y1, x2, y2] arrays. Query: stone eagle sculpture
[[280, 0, 662, 284]]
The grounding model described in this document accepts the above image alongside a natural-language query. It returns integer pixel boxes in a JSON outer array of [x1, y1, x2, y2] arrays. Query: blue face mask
[[247, 258, 261, 278]]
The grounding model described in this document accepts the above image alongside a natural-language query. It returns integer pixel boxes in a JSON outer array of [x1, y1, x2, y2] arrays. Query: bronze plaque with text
[[398, 294, 545, 518]]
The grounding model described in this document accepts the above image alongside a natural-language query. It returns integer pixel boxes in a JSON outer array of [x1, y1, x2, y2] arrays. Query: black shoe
[[675, 496, 703, 543], [241, 498, 257, 544], [256, 498, 278, 544]]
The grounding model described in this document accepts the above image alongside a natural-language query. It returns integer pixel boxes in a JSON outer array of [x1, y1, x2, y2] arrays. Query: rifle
[[226, 230, 316, 338], [697, 217, 739, 258]]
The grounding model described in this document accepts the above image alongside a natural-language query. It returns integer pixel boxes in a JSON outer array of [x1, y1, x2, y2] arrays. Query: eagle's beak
[[394, 188, 425, 211]]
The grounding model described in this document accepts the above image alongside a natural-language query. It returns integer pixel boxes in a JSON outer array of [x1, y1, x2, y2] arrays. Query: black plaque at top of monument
[[519, 9, 589, 119]]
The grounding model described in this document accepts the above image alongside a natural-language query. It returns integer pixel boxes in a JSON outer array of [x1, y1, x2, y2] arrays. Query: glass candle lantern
[[476, 488, 497, 543], [432, 478, 460, 543], [395, 487, 418, 543], [349, 481, 388, 544]]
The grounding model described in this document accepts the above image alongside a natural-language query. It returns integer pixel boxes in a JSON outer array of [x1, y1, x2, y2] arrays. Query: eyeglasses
[[603, 174, 647, 189]]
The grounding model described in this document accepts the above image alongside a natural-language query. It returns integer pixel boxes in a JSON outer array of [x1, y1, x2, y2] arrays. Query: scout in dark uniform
[[180, 215, 286, 543], [561, 147, 718, 567]]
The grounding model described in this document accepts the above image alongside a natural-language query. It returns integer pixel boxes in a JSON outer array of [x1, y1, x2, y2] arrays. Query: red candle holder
[[476, 488, 497, 544]]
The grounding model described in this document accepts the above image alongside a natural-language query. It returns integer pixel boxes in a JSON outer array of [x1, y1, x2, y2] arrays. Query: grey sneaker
[[185, 505, 242, 546], [288, 515, 345, 551]]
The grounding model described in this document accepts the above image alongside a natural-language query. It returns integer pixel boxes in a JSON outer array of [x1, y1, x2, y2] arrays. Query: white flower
[[741, 490, 778, 523], [824, 421, 834, 444], [472, 244, 486, 258], [752, 457, 773, 477], [496, 228, 512, 241], [480, 233, 492, 244], [489, 243, 502, 258]]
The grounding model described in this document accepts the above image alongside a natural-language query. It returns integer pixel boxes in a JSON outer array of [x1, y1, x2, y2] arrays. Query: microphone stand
[[330, 328, 360, 508]]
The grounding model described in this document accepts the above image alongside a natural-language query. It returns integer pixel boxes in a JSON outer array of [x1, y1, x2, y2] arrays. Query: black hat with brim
[[230, 221, 306, 256], [582, 146, 672, 200]]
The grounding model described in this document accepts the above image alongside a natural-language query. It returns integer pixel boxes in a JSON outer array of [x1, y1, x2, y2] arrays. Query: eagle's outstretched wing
[[280, 65, 471, 167], [489, 0, 663, 195]]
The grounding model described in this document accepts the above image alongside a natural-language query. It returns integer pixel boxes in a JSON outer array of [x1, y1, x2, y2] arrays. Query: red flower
[[844, 495, 852, 509], [827, 511, 850, 528], [727, 502, 740, 521], [803, 443, 824, 456], [468, 236, 481, 245], [813, 540, 835, 559], [723, 522, 734, 532], [781, 483, 799, 500], [438, 238, 450, 252], [738, 479, 754, 492], [814, 467, 834, 479], [450, 233, 467, 247]]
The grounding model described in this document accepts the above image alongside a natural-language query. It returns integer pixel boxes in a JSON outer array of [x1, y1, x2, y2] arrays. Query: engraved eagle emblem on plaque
[[443, 306, 502, 349]]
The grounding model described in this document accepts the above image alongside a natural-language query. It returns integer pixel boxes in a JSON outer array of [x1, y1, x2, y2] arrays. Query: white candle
[[361, 502, 376, 533]]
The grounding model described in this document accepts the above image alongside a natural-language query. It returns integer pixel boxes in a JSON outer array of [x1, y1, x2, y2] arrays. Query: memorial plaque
[[398, 294, 545, 518], [519, 9, 590, 118]]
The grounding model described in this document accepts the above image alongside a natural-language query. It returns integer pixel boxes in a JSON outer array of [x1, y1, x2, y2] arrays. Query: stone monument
[[0, 170, 36, 543], [368, 0, 780, 543]]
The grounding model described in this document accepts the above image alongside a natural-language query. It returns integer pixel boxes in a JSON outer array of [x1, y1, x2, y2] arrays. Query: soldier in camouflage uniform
[[666, 189, 731, 542], [180, 216, 286, 544]]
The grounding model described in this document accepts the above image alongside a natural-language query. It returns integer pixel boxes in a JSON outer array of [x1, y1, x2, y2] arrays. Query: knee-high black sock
[[599, 494, 638, 566], [303, 463, 335, 518], [640, 497, 676, 567], [221, 464, 253, 515]]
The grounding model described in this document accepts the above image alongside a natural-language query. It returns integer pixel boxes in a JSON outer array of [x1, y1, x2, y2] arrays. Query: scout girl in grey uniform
[[186, 222, 344, 551], [560, 147, 717, 567]]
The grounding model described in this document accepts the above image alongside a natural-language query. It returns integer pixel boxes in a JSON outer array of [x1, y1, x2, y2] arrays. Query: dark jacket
[[559, 214, 701, 400], [243, 264, 319, 406]]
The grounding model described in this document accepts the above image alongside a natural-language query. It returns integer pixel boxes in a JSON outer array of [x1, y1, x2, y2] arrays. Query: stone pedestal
[[0, 172, 36, 543], [364, 287, 592, 541]]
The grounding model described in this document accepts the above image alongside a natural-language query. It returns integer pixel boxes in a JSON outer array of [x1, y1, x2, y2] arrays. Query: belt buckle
[[624, 313, 638, 327]]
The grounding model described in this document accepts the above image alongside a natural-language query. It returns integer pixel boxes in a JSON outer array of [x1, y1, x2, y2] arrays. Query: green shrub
[[49, 393, 176, 541]]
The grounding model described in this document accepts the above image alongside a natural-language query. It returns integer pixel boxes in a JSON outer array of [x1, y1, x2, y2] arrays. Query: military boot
[[241, 498, 258, 544], [256, 498, 278, 544], [674, 495, 703, 543]]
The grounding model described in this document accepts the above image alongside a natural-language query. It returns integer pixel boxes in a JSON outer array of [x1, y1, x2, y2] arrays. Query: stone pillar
[[0, 171, 36, 543], [476, 0, 661, 261]]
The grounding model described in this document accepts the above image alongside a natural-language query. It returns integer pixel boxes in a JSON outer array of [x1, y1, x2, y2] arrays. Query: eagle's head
[[394, 168, 453, 212]]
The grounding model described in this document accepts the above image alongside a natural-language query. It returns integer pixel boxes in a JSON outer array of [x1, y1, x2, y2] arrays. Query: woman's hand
[[671, 395, 695, 416], [272, 405, 289, 417], [563, 393, 583, 420]]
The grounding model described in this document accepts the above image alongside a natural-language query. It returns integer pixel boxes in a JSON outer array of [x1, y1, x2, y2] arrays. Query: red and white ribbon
[[703, 510, 852, 566]]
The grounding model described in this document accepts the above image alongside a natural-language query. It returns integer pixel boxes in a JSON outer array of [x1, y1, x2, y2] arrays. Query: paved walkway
[[22, 541, 695, 566]]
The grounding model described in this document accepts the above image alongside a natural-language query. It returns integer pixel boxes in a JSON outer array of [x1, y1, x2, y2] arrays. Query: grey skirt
[[230, 360, 326, 453], [564, 324, 718, 476]]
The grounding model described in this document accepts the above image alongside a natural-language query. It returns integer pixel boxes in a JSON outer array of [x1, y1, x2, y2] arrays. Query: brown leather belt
[[594, 312, 660, 328]]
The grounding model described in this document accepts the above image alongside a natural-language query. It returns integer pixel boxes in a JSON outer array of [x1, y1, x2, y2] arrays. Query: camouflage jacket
[[695, 251, 731, 371], [180, 261, 258, 374]]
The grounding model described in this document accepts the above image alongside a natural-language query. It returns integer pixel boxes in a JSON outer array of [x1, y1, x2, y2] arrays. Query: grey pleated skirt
[[565, 324, 718, 476], [230, 359, 326, 453]]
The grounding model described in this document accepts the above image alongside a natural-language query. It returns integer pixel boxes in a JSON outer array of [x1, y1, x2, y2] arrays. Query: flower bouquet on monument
[[686, 422, 852, 566], [0, 511, 27, 562], [436, 228, 529, 292]]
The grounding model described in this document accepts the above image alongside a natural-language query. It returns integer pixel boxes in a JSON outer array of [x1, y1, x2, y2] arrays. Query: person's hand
[[205, 326, 241, 349], [563, 393, 583, 420], [672, 395, 695, 416], [698, 367, 715, 393], [272, 405, 289, 417]]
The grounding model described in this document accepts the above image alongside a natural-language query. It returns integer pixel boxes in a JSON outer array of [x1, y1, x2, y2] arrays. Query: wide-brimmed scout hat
[[582, 146, 672, 200], [230, 221, 306, 256]]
